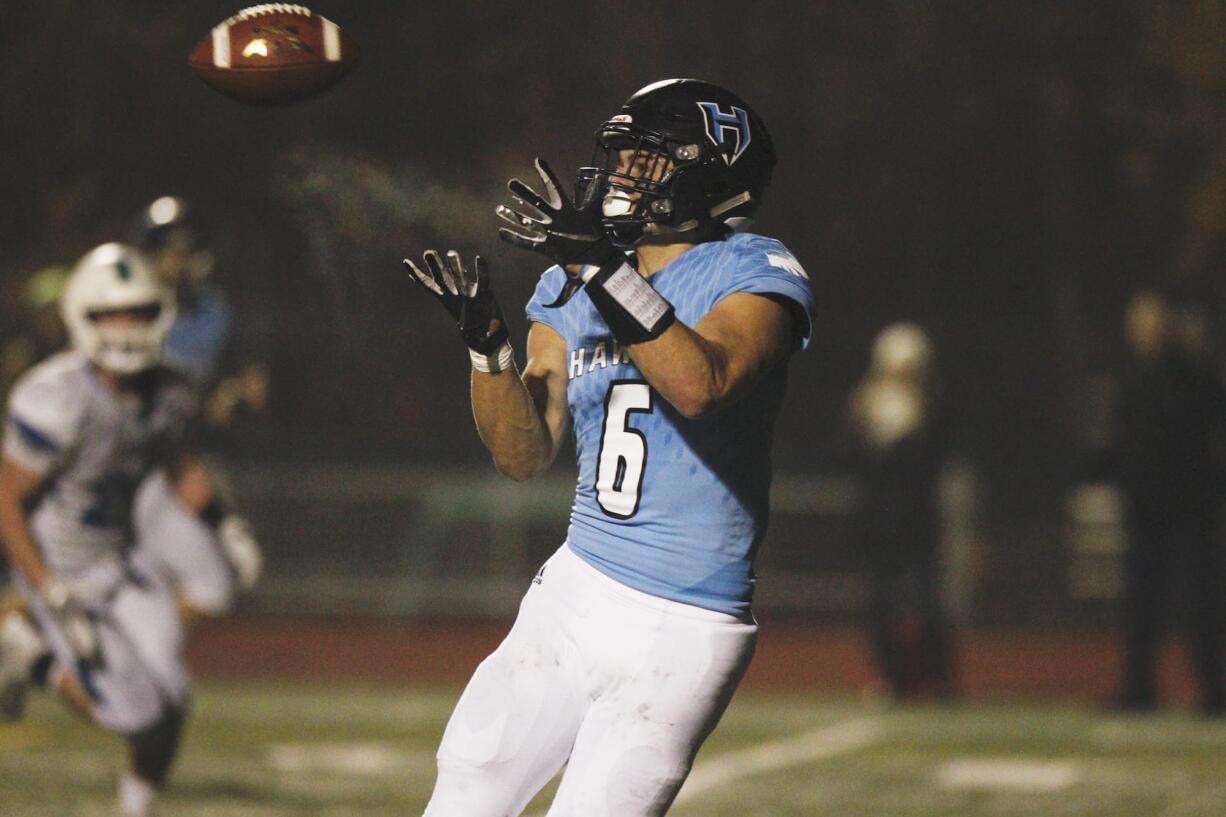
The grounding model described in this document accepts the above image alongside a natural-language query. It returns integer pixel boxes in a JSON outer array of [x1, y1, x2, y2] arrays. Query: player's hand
[[40, 578, 100, 665], [403, 250, 509, 357], [496, 158, 623, 307], [218, 515, 262, 593]]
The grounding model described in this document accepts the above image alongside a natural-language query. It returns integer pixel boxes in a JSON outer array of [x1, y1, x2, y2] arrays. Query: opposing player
[[0, 244, 199, 817], [403, 79, 815, 816], [128, 196, 263, 628]]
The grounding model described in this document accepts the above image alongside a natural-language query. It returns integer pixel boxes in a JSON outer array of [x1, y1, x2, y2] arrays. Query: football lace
[[225, 4, 314, 26]]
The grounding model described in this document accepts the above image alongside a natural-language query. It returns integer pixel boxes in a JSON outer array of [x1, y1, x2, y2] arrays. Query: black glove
[[403, 250, 512, 371], [496, 158, 625, 308]]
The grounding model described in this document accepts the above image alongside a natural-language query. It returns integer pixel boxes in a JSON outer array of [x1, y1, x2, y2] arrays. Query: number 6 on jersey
[[595, 382, 654, 518]]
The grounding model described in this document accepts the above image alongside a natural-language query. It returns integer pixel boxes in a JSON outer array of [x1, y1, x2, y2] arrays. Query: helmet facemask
[[578, 123, 702, 248], [62, 243, 177, 376], [82, 303, 174, 375]]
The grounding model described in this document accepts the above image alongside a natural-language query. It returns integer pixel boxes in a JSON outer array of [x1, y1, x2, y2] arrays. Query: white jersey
[[3, 352, 197, 582]]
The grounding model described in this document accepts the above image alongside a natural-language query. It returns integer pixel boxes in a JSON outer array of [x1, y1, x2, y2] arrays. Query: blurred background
[[2, 0, 1225, 697]]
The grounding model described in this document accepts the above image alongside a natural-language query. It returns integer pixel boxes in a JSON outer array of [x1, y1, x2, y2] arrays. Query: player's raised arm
[[402, 250, 567, 480], [497, 158, 796, 418], [617, 291, 795, 417]]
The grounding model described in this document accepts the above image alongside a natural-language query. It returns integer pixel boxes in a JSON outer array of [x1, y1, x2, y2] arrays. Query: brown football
[[188, 4, 359, 105]]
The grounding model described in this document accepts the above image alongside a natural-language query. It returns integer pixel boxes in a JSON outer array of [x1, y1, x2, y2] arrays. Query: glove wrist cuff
[[470, 341, 515, 374], [585, 262, 676, 345]]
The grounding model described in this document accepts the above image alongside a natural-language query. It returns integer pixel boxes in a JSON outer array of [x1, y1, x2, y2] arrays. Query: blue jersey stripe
[[9, 415, 60, 452]]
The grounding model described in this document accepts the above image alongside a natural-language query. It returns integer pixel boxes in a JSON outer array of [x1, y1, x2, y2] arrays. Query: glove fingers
[[577, 173, 605, 212], [424, 249, 460, 297], [498, 227, 545, 249], [474, 255, 492, 292], [508, 195, 552, 226], [403, 257, 445, 297], [506, 179, 552, 222], [534, 158, 567, 209], [446, 250, 477, 297], [496, 204, 546, 236]]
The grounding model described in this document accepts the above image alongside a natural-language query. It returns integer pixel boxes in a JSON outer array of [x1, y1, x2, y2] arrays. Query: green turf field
[[2, 681, 1225, 816]]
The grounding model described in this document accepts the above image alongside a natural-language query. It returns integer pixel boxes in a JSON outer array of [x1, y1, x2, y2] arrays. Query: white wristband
[[601, 263, 673, 331], [470, 342, 515, 374]]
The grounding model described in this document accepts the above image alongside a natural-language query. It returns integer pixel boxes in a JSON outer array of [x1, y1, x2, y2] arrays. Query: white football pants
[[134, 469, 235, 616], [423, 543, 757, 817], [19, 550, 188, 735]]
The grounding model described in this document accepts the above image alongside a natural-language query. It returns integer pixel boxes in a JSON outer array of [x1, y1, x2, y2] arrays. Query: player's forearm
[[169, 451, 216, 514], [626, 323, 741, 419], [471, 369, 555, 480], [0, 495, 48, 589]]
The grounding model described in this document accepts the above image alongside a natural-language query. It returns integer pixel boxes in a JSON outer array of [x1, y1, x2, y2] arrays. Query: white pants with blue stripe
[[19, 550, 188, 735]]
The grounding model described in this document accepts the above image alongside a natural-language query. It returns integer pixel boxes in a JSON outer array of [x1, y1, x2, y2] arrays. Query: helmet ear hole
[[674, 144, 701, 162]]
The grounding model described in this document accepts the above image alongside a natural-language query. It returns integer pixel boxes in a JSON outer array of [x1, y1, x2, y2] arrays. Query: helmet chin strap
[[634, 192, 752, 245], [641, 220, 700, 240], [709, 191, 752, 218]]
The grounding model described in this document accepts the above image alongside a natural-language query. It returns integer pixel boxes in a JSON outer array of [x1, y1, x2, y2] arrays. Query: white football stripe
[[767, 252, 809, 280], [211, 23, 231, 68], [322, 18, 341, 62]]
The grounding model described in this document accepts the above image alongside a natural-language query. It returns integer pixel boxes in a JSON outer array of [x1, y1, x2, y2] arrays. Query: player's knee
[[567, 745, 689, 817], [423, 755, 522, 817]]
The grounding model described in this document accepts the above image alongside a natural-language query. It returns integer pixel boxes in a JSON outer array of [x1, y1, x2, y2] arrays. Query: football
[[188, 4, 359, 105]]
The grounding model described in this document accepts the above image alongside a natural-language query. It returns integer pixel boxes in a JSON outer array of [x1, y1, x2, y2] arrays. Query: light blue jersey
[[526, 231, 815, 617], [163, 291, 232, 387]]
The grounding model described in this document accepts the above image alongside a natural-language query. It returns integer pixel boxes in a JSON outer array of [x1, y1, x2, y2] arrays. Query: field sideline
[[2, 680, 1224, 816]]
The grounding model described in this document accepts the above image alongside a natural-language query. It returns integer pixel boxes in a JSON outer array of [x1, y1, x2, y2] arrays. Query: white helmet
[[61, 243, 177, 374]]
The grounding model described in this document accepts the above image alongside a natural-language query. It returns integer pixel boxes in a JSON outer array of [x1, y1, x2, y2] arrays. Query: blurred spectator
[[846, 323, 954, 702], [1107, 291, 1225, 715]]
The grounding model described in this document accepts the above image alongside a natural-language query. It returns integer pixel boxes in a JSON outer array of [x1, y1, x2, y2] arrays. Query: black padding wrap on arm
[[198, 498, 228, 530], [583, 262, 677, 345]]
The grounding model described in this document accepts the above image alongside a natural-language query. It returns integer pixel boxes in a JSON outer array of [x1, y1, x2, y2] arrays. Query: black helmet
[[578, 79, 776, 246], [129, 196, 214, 288]]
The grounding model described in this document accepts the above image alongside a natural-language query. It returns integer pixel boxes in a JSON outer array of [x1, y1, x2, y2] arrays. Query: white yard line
[[266, 741, 432, 775], [675, 716, 885, 803], [936, 758, 1080, 792], [522, 716, 884, 815]]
